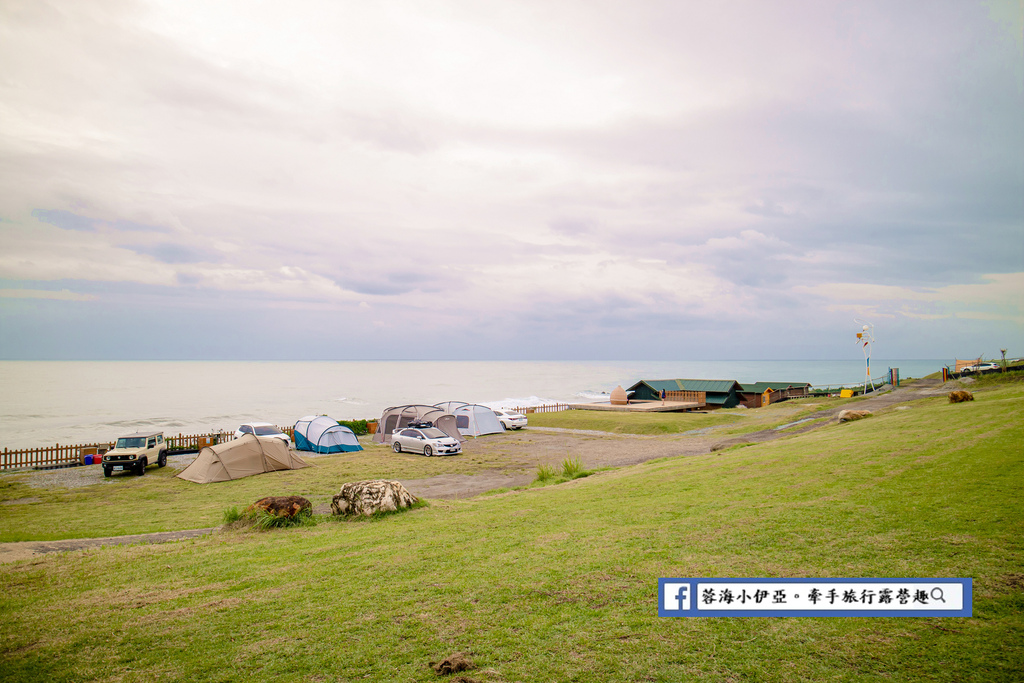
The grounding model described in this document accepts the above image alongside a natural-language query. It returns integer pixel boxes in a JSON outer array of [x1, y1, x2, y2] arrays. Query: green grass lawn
[[525, 394, 855, 436], [1, 380, 1022, 681]]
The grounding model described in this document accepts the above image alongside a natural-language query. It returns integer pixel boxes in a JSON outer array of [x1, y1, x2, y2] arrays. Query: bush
[[535, 464, 556, 482], [338, 419, 369, 436], [561, 457, 589, 479], [222, 506, 242, 525], [222, 505, 316, 531]]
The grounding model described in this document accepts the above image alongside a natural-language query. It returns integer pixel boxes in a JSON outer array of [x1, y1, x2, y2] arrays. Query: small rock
[[331, 480, 418, 517], [246, 496, 312, 518], [837, 409, 872, 422], [948, 390, 974, 403]]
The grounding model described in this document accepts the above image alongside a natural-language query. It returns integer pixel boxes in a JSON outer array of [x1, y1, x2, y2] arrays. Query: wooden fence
[[0, 443, 94, 471], [664, 390, 706, 406], [509, 403, 570, 415], [1, 427, 294, 472]]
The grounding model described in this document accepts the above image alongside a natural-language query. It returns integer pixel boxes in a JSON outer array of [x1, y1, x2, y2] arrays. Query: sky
[[0, 0, 1022, 361]]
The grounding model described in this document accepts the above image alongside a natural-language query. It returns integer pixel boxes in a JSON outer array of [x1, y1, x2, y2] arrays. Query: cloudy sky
[[1, 0, 1021, 361]]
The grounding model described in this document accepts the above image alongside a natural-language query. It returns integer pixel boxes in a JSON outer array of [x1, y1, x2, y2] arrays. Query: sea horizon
[[1, 359, 945, 449]]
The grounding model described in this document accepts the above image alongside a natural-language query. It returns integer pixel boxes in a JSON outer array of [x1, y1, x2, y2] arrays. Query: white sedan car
[[235, 422, 292, 446], [391, 427, 462, 456], [493, 409, 527, 430]]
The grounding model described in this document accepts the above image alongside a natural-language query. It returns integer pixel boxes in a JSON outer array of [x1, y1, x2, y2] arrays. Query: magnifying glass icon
[[931, 587, 946, 603]]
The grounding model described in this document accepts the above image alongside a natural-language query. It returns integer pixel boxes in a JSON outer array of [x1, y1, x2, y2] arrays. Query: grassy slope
[[524, 396, 862, 436], [0, 382, 1022, 681]]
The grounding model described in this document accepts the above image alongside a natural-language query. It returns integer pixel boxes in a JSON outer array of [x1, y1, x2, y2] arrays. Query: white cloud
[[0, 288, 96, 301], [795, 273, 1024, 324], [0, 0, 1020, 358]]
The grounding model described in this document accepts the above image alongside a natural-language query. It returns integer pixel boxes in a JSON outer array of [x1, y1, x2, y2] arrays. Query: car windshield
[[116, 437, 146, 448], [421, 428, 448, 439], [253, 426, 282, 436]]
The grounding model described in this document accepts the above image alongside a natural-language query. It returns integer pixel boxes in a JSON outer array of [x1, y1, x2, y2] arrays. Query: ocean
[[0, 359, 943, 449]]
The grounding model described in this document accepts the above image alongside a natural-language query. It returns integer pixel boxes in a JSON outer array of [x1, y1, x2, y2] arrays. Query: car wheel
[[423, 445, 433, 457], [137, 457, 147, 475], [393, 441, 402, 453], [103, 467, 111, 478], [158, 451, 167, 468]]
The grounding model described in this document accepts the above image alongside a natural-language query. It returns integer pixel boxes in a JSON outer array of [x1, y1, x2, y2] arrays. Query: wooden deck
[[567, 400, 703, 413]]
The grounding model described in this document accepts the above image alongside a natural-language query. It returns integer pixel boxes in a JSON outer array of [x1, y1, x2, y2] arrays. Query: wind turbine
[[854, 319, 874, 393]]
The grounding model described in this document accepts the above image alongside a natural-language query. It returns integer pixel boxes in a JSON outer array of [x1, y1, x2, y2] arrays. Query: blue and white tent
[[293, 416, 363, 454]]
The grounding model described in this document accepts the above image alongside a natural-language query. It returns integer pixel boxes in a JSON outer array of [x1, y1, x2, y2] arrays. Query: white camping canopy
[[294, 416, 363, 453], [443, 403, 504, 437], [176, 434, 310, 484], [373, 405, 463, 444]]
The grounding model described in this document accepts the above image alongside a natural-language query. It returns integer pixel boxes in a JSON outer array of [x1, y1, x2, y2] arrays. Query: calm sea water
[[0, 360, 942, 449]]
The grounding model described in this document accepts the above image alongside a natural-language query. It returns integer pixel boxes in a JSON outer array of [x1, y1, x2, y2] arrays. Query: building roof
[[628, 379, 742, 393], [738, 381, 811, 393]]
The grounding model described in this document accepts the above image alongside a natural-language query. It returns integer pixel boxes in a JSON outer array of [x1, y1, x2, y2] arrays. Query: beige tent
[[176, 434, 310, 484]]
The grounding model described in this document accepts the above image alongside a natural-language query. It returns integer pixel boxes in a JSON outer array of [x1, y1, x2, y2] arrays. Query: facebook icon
[[662, 582, 691, 612]]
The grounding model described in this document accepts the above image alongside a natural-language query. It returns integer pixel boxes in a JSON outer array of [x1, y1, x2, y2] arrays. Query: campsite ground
[[0, 378, 954, 555], [1, 374, 1021, 681]]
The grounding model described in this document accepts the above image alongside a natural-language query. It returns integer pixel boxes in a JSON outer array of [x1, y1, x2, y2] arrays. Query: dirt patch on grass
[[430, 652, 475, 675], [0, 527, 217, 564]]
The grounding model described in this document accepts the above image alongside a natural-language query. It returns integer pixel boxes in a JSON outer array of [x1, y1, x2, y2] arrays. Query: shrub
[[249, 507, 316, 530], [222, 505, 316, 531], [561, 457, 590, 479], [535, 464, 556, 482], [222, 506, 243, 525], [338, 419, 369, 436]]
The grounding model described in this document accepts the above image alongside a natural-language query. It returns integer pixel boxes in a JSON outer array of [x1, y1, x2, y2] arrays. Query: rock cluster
[[331, 480, 418, 517]]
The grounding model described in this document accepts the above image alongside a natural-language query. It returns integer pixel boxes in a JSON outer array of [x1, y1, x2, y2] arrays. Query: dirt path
[[0, 527, 218, 564], [1, 379, 955, 563]]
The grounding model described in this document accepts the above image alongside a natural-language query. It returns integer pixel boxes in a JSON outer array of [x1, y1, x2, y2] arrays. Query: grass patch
[[535, 463, 557, 482], [1, 382, 1022, 681], [525, 409, 746, 434], [532, 457, 594, 488], [222, 505, 317, 531], [561, 456, 588, 479], [525, 396, 865, 436]]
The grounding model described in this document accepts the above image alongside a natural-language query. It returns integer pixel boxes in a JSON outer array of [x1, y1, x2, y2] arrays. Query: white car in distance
[[493, 409, 527, 430], [391, 427, 461, 456], [235, 422, 292, 447], [961, 363, 999, 374]]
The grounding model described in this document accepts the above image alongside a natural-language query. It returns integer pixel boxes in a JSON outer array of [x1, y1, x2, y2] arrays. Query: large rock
[[837, 409, 872, 422], [332, 480, 418, 517], [948, 390, 974, 403], [247, 495, 312, 518]]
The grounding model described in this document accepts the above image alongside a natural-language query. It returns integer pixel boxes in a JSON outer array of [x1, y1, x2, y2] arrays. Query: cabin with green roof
[[737, 382, 812, 408], [627, 379, 742, 409]]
